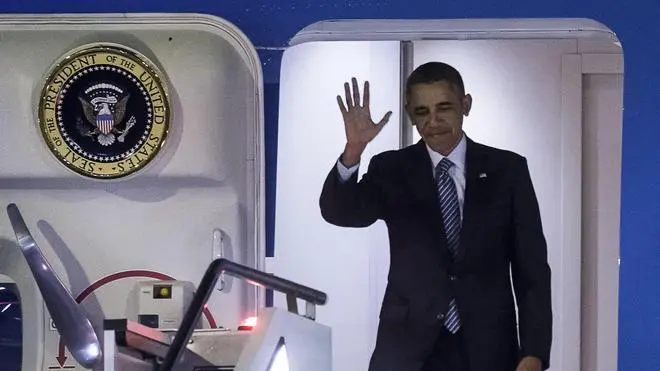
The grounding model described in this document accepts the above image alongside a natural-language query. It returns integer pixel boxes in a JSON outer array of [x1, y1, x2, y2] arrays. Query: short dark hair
[[405, 62, 465, 98]]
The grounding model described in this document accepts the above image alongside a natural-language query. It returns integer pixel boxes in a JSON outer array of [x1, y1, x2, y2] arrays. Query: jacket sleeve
[[510, 156, 553, 369], [319, 153, 386, 228]]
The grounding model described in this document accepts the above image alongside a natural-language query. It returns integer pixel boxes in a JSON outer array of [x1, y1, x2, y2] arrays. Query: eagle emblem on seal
[[76, 83, 137, 146]]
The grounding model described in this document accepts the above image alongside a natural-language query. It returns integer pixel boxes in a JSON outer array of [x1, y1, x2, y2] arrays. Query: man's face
[[406, 81, 471, 155]]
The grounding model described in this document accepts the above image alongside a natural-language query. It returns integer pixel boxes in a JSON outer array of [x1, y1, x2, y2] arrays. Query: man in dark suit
[[319, 62, 552, 371]]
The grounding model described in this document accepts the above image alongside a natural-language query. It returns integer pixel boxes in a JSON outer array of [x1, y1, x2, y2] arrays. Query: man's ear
[[462, 94, 473, 116], [404, 101, 416, 125]]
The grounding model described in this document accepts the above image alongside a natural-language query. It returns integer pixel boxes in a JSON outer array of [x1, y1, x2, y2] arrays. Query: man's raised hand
[[336, 77, 392, 166]]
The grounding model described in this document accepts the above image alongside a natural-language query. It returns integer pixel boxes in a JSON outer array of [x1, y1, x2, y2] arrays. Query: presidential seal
[[37, 43, 170, 179]]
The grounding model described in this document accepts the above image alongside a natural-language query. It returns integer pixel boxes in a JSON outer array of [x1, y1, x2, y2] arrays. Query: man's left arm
[[510, 156, 553, 370]]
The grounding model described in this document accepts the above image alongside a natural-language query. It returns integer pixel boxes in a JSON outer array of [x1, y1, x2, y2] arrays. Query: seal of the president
[[37, 43, 170, 179]]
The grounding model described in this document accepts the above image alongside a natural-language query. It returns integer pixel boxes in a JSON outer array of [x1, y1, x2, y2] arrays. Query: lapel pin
[[479, 173, 487, 178]]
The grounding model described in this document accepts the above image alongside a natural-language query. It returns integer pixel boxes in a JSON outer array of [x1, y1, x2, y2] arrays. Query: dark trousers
[[421, 327, 471, 371]]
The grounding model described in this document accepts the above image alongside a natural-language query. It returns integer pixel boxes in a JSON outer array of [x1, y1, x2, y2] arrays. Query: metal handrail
[[6, 204, 102, 369], [158, 257, 327, 371]]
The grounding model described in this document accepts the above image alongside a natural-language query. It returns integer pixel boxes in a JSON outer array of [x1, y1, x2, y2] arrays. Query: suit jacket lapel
[[404, 140, 452, 265], [405, 140, 437, 204], [457, 137, 489, 263]]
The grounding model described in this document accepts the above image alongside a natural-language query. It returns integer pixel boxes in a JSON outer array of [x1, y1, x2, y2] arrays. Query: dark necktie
[[435, 157, 461, 333]]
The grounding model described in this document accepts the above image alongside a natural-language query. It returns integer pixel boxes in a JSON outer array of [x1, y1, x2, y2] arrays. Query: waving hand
[[337, 78, 392, 165]]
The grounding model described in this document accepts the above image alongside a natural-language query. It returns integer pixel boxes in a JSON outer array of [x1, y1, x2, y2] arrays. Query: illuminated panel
[[275, 40, 401, 370]]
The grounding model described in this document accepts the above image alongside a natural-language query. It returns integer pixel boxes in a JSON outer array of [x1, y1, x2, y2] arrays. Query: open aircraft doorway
[[273, 18, 624, 371]]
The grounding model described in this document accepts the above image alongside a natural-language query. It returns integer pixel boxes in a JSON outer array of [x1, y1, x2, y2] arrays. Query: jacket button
[[450, 275, 457, 281]]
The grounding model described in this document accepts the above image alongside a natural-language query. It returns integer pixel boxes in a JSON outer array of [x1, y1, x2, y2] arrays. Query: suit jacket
[[319, 137, 552, 371]]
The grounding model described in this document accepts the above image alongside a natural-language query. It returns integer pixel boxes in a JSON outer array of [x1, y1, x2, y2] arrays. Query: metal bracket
[[286, 294, 298, 315], [305, 301, 316, 321], [212, 229, 226, 292]]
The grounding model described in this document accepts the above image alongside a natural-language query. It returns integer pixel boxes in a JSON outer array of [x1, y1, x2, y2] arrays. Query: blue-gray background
[[0, 1, 657, 370]]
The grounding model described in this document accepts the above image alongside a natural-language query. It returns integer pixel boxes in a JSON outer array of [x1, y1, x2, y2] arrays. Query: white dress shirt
[[336, 134, 467, 220]]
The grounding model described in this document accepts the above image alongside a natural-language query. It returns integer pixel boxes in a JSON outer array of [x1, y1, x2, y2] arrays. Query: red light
[[238, 316, 257, 331]]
